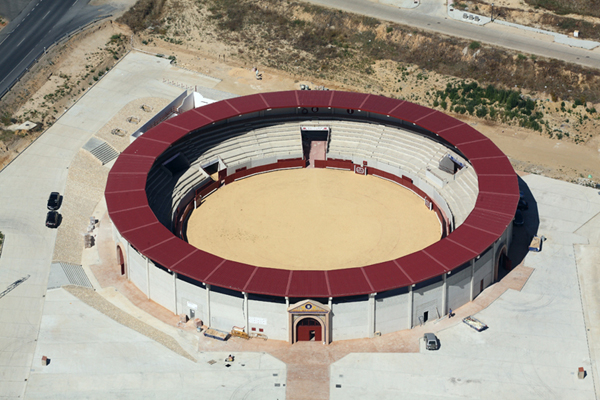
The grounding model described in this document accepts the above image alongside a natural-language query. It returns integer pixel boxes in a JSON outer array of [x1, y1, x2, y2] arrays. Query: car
[[46, 211, 59, 228], [424, 333, 439, 350], [513, 209, 524, 226], [518, 198, 528, 210], [47, 192, 61, 210]]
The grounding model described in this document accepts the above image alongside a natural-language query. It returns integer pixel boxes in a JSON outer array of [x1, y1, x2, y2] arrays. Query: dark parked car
[[47, 192, 61, 210], [46, 211, 60, 228], [513, 210, 524, 226]]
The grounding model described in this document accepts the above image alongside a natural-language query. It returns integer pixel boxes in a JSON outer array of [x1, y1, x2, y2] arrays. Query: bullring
[[105, 90, 519, 344]]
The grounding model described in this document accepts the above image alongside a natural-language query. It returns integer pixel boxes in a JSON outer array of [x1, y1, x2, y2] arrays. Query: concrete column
[[408, 285, 413, 329], [285, 297, 291, 343], [442, 273, 448, 316], [328, 297, 333, 344], [243, 292, 249, 331], [469, 259, 475, 301], [145, 257, 150, 300], [206, 284, 211, 327], [126, 242, 132, 281], [173, 272, 178, 315], [368, 293, 376, 338]]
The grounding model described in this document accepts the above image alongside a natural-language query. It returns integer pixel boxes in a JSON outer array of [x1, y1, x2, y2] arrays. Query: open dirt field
[[186, 168, 441, 270], [2, 0, 600, 187]]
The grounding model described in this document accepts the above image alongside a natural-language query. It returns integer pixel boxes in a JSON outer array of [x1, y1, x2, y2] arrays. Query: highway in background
[[305, 0, 600, 70], [0, 0, 113, 100]]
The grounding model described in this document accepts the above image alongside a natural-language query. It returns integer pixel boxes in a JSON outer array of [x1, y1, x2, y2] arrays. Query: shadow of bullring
[[504, 176, 540, 275]]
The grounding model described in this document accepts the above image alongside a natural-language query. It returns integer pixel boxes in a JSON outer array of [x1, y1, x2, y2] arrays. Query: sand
[[186, 168, 441, 270]]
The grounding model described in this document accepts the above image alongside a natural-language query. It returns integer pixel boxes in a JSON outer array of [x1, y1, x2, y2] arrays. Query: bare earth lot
[[187, 168, 441, 270]]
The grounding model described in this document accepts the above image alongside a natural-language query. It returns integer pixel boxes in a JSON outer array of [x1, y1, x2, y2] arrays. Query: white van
[[424, 333, 439, 350]]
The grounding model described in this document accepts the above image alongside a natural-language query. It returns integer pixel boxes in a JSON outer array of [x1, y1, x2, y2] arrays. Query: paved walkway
[[330, 174, 600, 399], [3, 47, 600, 400], [0, 51, 221, 399], [86, 196, 533, 399], [25, 288, 286, 399]]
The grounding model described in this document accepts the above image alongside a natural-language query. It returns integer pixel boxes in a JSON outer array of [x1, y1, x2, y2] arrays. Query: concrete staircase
[[83, 137, 120, 165], [48, 262, 93, 289]]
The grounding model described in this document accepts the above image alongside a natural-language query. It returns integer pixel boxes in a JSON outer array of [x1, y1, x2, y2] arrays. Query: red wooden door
[[296, 318, 322, 341]]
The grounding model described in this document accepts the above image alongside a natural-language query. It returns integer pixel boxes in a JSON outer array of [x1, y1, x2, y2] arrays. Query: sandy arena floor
[[186, 168, 441, 270]]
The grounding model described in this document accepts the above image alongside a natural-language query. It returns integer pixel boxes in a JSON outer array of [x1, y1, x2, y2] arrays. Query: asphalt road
[[305, 0, 600, 70], [0, 0, 113, 100]]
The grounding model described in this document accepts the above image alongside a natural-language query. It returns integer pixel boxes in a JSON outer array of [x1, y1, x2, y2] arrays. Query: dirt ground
[[186, 168, 441, 270], [1, 0, 599, 186], [125, 0, 599, 185]]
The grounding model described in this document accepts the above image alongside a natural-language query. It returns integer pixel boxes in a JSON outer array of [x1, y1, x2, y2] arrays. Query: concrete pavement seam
[[572, 242, 598, 398]]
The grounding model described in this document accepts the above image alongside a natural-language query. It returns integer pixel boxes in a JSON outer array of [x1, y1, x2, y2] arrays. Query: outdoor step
[[83, 138, 120, 165], [61, 262, 93, 288]]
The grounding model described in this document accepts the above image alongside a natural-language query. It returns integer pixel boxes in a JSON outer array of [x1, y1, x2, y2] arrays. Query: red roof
[[105, 91, 519, 298]]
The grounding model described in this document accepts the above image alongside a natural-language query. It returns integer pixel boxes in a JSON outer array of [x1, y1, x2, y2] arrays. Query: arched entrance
[[495, 245, 508, 281], [296, 317, 322, 341], [288, 299, 331, 344], [116, 244, 126, 276]]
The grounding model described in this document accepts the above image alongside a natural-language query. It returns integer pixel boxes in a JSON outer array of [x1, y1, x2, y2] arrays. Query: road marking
[[42, 10, 50, 20], [17, 37, 26, 47]]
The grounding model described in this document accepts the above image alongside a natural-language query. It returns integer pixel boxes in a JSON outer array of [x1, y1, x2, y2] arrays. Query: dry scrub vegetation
[[460, 0, 600, 40], [0, 21, 130, 169], [524, 0, 600, 18], [118, 0, 600, 146]]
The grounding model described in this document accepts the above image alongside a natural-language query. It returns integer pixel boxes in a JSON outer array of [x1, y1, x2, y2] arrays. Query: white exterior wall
[[331, 298, 369, 340], [209, 289, 244, 331], [473, 249, 494, 297], [177, 278, 208, 322], [128, 247, 148, 297], [248, 298, 288, 341], [447, 267, 471, 312], [374, 290, 409, 334], [413, 281, 443, 324], [112, 223, 123, 245], [149, 266, 175, 312]]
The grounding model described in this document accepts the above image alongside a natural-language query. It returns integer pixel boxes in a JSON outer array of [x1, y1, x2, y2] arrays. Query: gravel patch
[[53, 150, 109, 264], [95, 97, 172, 152], [64, 285, 196, 362]]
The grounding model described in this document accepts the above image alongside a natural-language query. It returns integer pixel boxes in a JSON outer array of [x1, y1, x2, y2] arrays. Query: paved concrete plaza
[[24, 288, 286, 399], [0, 51, 226, 399], [330, 174, 600, 399], [2, 49, 600, 399]]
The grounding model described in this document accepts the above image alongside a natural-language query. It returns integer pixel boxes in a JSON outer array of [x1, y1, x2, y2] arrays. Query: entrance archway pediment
[[288, 299, 331, 344], [288, 299, 330, 314]]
